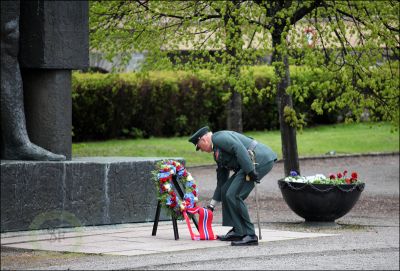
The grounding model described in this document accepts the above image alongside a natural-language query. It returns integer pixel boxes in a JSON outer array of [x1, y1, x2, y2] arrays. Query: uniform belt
[[248, 140, 258, 152]]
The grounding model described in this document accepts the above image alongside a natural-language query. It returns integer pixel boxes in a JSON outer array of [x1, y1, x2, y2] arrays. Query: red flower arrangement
[[328, 170, 359, 184]]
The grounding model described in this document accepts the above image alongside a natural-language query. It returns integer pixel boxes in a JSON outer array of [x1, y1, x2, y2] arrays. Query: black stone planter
[[278, 180, 365, 222]]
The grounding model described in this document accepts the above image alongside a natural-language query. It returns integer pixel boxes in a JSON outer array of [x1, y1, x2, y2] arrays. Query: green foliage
[[72, 70, 227, 141], [89, 1, 265, 93], [72, 64, 398, 140], [283, 106, 306, 130], [89, 0, 399, 173]]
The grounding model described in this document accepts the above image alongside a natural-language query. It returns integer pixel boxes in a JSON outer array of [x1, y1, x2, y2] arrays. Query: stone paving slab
[[1, 221, 335, 256]]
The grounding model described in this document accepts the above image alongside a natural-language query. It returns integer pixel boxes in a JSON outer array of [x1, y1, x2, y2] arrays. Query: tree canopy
[[90, 0, 399, 175]]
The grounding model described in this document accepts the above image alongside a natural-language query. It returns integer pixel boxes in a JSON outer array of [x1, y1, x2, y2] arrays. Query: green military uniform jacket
[[211, 130, 277, 202]]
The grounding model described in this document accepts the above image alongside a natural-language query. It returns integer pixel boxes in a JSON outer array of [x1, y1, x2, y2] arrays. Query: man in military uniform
[[189, 126, 277, 246]]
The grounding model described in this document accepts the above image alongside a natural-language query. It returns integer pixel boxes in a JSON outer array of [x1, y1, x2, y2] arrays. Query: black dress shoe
[[218, 234, 243, 241], [231, 235, 258, 246], [217, 228, 243, 241]]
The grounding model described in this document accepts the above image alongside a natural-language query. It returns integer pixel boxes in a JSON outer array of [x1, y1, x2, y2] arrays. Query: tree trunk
[[272, 32, 300, 176], [224, 0, 243, 133], [226, 90, 243, 132]]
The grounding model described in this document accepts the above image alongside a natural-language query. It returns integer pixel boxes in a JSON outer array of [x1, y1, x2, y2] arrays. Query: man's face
[[197, 133, 213, 153]]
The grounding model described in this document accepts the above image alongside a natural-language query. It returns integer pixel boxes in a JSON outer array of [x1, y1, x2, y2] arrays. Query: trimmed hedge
[[72, 71, 228, 141], [71, 65, 392, 141]]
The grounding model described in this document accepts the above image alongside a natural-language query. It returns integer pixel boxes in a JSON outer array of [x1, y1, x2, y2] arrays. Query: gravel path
[[188, 153, 399, 227]]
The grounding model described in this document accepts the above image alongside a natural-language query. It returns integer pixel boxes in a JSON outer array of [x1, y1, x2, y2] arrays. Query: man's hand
[[248, 170, 259, 183], [206, 204, 215, 212]]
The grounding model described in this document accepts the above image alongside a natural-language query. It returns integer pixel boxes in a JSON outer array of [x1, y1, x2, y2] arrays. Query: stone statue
[[1, 1, 65, 161], [1, 1, 88, 161]]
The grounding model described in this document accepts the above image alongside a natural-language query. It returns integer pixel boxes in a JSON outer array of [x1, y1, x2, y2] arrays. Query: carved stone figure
[[1, 1, 88, 161], [1, 1, 65, 161]]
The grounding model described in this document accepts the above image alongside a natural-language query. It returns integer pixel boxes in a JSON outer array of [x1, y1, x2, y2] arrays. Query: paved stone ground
[[1, 154, 399, 270], [1, 222, 334, 256]]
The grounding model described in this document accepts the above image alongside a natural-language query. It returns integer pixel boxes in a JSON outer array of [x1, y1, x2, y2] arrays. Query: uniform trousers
[[220, 160, 275, 236]]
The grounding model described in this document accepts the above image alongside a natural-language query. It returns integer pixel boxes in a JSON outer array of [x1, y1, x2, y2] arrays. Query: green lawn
[[73, 122, 399, 166]]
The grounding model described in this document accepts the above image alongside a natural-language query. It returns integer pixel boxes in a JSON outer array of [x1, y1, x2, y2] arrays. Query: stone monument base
[[1, 157, 181, 232]]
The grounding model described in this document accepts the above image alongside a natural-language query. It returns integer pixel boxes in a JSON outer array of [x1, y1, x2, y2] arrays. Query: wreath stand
[[152, 175, 199, 240]]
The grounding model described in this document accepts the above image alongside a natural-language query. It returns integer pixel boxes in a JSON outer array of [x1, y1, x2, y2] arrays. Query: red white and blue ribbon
[[183, 207, 217, 240]]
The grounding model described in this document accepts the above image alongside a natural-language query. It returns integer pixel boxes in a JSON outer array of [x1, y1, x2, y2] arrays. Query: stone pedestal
[[0, 157, 181, 232]]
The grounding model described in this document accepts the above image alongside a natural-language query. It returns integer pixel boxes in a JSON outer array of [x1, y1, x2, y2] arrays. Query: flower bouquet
[[278, 169, 365, 222], [284, 170, 363, 185]]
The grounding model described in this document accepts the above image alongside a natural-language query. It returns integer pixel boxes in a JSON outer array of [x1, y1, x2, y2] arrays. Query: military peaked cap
[[188, 126, 210, 151]]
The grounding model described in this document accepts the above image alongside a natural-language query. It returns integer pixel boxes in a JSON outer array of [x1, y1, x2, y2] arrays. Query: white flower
[[314, 174, 326, 180], [187, 175, 193, 181], [285, 174, 327, 183], [305, 174, 326, 182], [164, 183, 171, 191], [284, 176, 306, 183]]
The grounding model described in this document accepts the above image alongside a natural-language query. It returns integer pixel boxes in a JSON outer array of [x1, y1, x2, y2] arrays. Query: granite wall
[[1, 157, 181, 232]]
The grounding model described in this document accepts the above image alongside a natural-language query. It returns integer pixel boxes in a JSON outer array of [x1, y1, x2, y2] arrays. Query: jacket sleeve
[[212, 166, 230, 202], [213, 132, 254, 174]]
